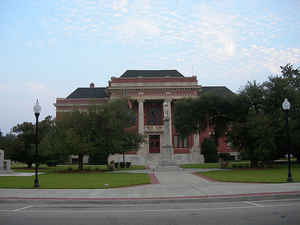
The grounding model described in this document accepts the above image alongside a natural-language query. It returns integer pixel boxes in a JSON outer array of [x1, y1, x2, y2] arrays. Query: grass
[[1, 163, 149, 189], [180, 161, 250, 169], [0, 173, 150, 189], [180, 163, 220, 169], [198, 165, 300, 183]]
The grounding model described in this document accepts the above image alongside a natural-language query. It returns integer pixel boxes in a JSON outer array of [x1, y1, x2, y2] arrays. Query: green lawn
[[198, 166, 300, 183], [3, 164, 149, 189], [0, 172, 150, 189], [181, 163, 220, 169], [181, 161, 250, 169]]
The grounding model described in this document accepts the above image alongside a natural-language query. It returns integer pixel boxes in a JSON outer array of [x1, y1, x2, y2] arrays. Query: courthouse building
[[55, 70, 237, 166]]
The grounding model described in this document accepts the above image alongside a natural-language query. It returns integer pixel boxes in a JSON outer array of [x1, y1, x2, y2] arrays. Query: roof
[[201, 86, 235, 96], [66, 87, 108, 99], [120, 70, 184, 78]]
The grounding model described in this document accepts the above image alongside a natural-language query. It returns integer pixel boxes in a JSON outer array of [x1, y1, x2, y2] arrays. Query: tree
[[174, 93, 235, 147], [229, 64, 300, 166], [228, 81, 268, 167], [56, 99, 144, 170], [6, 116, 55, 168], [58, 110, 95, 170], [91, 99, 144, 165], [0, 133, 18, 160], [11, 122, 35, 168], [173, 98, 207, 137], [263, 64, 300, 162], [39, 122, 70, 165]]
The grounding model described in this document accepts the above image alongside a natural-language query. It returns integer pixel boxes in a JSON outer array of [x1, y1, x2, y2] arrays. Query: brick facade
[[55, 70, 237, 165]]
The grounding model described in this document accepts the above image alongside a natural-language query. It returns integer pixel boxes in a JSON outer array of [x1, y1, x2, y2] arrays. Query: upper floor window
[[145, 102, 163, 125]]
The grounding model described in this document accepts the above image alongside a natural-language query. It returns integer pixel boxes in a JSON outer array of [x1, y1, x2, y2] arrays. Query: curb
[[1, 191, 300, 204]]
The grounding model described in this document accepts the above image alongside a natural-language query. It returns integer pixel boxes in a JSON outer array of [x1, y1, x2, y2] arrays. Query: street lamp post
[[33, 99, 41, 188], [282, 98, 293, 182]]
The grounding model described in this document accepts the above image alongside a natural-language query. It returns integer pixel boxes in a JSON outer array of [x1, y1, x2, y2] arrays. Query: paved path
[[0, 169, 299, 200]]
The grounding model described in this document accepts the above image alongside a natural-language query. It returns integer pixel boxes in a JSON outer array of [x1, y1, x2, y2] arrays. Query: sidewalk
[[0, 169, 299, 201]]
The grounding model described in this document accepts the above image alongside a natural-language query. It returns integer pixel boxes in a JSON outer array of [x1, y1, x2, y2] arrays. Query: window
[[145, 102, 163, 125], [173, 135, 188, 148]]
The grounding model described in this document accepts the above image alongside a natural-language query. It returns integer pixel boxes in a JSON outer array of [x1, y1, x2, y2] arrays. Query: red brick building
[[55, 70, 237, 165]]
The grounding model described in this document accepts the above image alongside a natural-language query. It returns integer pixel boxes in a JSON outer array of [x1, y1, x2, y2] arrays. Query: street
[[1, 198, 300, 225]]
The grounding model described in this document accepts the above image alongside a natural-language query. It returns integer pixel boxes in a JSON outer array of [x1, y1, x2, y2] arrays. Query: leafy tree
[[291, 114, 300, 162], [263, 64, 300, 162], [5, 116, 55, 168], [229, 64, 300, 166], [58, 110, 95, 170], [56, 99, 143, 170], [11, 122, 35, 168], [39, 122, 69, 165], [91, 99, 143, 165], [0, 133, 18, 159], [228, 81, 267, 167], [174, 93, 235, 147]]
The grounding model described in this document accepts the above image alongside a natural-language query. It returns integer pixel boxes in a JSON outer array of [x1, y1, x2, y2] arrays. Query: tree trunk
[[78, 153, 83, 171], [250, 160, 258, 168]]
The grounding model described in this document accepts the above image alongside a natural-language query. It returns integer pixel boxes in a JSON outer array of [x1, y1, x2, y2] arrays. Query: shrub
[[219, 153, 231, 161], [46, 160, 57, 167], [201, 138, 218, 163]]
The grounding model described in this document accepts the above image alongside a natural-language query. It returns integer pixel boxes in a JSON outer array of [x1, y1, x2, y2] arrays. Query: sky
[[1, 0, 300, 134]]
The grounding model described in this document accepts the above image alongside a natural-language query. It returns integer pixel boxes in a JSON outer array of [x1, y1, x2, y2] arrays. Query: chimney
[[90, 82, 95, 88]]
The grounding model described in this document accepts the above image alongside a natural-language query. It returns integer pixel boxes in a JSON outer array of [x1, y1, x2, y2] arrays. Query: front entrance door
[[149, 135, 160, 153]]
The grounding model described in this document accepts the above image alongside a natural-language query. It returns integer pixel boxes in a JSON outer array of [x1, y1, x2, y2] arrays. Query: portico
[[107, 70, 202, 166]]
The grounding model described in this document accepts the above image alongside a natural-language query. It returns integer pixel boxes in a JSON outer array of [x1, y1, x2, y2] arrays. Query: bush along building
[[55, 70, 237, 166]]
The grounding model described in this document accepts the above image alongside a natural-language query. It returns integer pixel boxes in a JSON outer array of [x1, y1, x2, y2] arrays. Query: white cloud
[[116, 18, 160, 40], [243, 46, 300, 74], [26, 82, 47, 92], [25, 82, 55, 99], [216, 34, 236, 57], [41, 0, 300, 90], [112, 0, 128, 13]]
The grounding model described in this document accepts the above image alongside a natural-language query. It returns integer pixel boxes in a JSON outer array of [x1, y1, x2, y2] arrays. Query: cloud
[[246, 46, 300, 74], [112, 0, 128, 13], [25, 82, 56, 99], [115, 18, 160, 40], [41, 0, 300, 89]]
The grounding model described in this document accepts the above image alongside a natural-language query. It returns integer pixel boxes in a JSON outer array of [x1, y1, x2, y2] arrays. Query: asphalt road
[[1, 198, 300, 225]]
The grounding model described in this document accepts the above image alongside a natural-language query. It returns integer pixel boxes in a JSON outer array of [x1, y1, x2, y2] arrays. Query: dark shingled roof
[[120, 70, 184, 78], [201, 86, 235, 96], [67, 87, 108, 99]]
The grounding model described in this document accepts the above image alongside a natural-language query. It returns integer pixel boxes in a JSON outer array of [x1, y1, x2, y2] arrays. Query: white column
[[137, 98, 146, 164], [193, 133, 199, 148], [163, 99, 172, 146], [168, 99, 173, 147], [138, 99, 144, 135]]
